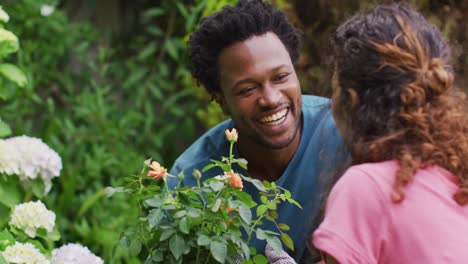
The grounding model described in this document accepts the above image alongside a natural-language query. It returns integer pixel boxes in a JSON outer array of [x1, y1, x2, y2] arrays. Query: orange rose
[[225, 128, 238, 142], [226, 207, 238, 213], [147, 161, 167, 180], [225, 170, 243, 190]]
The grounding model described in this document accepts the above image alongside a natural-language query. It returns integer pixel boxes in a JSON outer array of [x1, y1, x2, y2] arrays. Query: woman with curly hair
[[311, 3, 468, 263]]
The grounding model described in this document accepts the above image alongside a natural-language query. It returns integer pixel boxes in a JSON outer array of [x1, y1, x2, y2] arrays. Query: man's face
[[217, 32, 302, 149]]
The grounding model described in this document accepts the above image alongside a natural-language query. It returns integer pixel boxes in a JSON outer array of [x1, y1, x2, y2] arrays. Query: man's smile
[[259, 108, 289, 126]]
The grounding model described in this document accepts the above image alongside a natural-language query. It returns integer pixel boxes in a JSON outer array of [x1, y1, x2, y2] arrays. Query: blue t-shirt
[[169, 95, 346, 261]]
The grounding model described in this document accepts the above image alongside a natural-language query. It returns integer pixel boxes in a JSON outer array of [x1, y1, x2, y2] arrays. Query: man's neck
[[237, 128, 302, 182]]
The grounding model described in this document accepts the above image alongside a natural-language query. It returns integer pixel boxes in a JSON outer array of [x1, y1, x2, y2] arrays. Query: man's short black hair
[[188, 0, 301, 98]]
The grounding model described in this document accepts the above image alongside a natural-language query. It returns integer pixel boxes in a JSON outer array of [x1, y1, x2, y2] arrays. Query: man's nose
[[258, 84, 281, 108]]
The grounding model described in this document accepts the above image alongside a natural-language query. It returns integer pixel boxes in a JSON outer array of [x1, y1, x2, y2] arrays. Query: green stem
[[229, 140, 234, 168], [247, 215, 265, 243]]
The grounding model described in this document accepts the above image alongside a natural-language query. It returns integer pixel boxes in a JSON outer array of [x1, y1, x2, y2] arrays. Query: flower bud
[[192, 169, 202, 180], [178, 172, 184, 181], [225, 128, 238, 143]]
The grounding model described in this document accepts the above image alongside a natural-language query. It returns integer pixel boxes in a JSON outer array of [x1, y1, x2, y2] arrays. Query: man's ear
[[214, 92, 230, 115]]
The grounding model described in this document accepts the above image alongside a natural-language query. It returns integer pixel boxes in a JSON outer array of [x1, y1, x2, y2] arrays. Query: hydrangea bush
[[110, 128, 301, 263], [0, 7, 103, 264]]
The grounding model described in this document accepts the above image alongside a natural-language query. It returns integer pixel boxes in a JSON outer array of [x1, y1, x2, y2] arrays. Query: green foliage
[[0, 0, 207, 263], [0, 6, 27, 137], [111, 132, 301, 263]]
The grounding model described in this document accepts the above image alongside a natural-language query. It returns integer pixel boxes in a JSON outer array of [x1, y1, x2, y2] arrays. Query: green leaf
[[240, 241, 250, 259], [251, 179, 266, 192], [169, 234, 186, 260], [278, 223, 290, 231], [0, 64, 27, 87], [160, 229, 174, 241], [0, 229, 14, 246], [256, 205, 267, 217], [281, 233, 294, 251], [253, 254, 268, 264], [0, 177, 21, 208], [211, 198, 222, 212], [31, 180, 45, 198], [138, 43, 157, 60], [234, 158, 248, 169], [197, 234, 211, 246], [266, 236, 282, 253], [145, 196, 163, 207], [234, 190, 257, 208], [46, 228, 61, 242], [287, 198, 302, 209], [202, 163, 216, 172], [0, 29, 18, 58], [209, 181, 224, 192], [186, 207, 201, 218], [143, 8, 165, 20], [0, 118, 11, 138], [210, 241, 227, 263], [129, 238, 142, 256], [239, 204, 251, 225], [269, 210, 278, 219], [165, 39, 179, 60], [210, 159, 231, 172], [267, 202, 277, 210], [174, 210, 187, 219], [178, 217, 190, 234], [256, 229, 267, 240], [148, 208, 163, 229]]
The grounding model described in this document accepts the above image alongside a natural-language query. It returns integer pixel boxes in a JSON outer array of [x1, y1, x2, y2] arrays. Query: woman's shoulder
[[332, 160, 399, 201]]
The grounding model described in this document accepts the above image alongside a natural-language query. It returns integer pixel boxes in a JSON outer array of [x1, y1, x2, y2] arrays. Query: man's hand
[[265, 243, 297, 264]]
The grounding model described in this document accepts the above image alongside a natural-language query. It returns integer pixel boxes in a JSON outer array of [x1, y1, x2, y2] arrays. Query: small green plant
[[110, 128, 301, 264], [0, 5, 27, 138]]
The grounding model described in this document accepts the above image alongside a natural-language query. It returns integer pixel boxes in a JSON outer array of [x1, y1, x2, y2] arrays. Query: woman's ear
[[347, 88, 358, 107]]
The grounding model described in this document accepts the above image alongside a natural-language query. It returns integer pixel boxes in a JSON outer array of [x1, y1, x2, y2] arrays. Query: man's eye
[[274, 73, 290, 82], [239, 87, 255, 95]]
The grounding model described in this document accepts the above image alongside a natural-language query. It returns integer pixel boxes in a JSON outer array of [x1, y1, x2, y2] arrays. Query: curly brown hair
[[332, 4, 468, 205]]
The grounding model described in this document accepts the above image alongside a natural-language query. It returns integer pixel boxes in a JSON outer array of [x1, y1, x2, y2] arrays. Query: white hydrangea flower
[[51, 243, 104, 264], [5, 135, 62, 193], [1, 242, 50, 264], [9, 200, 56, 238], [0, 6, 9, 23], [0, 139, 20, 175], [40, 5, 54, 17]]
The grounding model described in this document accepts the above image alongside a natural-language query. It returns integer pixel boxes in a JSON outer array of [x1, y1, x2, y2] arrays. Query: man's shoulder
[[302, 94, 331, 109], [301, 94, 335, 127], [170, 119, 233, 176]]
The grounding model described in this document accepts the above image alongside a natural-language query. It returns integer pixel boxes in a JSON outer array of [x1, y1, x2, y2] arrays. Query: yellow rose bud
[[225, 128, 238, 142]]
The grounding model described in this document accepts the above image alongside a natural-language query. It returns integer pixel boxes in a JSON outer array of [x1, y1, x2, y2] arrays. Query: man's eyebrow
[[271, 64, 289, 72]]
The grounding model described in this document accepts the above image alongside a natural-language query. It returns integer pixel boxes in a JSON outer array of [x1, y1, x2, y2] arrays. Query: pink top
[[312, 160, 468, 263]]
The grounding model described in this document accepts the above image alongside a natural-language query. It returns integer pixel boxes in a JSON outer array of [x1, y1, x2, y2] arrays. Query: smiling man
[[169, 0, 346, 261]]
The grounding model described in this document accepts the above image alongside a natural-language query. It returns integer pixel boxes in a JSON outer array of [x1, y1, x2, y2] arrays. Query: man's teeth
[[260, 109, 288, 125]]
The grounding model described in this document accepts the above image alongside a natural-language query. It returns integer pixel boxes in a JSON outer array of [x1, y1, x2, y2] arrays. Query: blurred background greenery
[[0, 0, 466, 263]]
